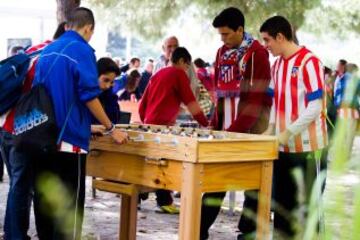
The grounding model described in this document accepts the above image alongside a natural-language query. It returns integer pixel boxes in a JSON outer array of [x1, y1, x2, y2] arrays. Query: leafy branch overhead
[[86, 0, 324, 41], [57, 0, 360, 41]]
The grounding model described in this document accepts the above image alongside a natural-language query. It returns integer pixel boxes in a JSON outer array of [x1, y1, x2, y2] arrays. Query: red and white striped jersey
[[269, 47, 328, 153]]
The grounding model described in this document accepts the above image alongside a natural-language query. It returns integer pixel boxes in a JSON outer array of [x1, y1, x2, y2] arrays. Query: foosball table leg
[[256, 161, 273, 240], [179, 163, 203, 240], [120, 188, 139, 240]]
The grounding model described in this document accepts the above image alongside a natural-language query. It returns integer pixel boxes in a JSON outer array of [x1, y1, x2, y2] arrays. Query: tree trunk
[[56, 0, 81, 24]]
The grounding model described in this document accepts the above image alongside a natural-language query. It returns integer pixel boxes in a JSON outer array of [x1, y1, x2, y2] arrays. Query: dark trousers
[[326, 104, 337, 139], [33, 151, 86, 240], [155, 190, 173, 206], [0, 129, 12, 179], [0, 129, 8, 181], [1, 129, 33, 240], [0, 154, 3, 181], [200, 190, 257, 239], [273, 150, 327, 239]]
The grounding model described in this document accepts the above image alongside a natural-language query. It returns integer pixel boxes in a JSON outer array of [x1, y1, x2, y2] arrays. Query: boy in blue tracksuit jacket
[[32, 7, 128, 240], [34, 30, 100, 151]]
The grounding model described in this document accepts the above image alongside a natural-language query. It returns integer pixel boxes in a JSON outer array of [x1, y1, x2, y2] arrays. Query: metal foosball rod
[[129, 134, 179, 146]]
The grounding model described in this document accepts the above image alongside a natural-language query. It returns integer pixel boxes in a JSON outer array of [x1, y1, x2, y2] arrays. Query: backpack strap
[[56, 102, 75, 145], [27, 49, 43, 58], [36, 40, 78, 144]]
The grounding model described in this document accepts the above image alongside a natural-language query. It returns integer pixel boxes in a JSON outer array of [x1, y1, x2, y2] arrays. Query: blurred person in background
[[138, 58, 154, 97]]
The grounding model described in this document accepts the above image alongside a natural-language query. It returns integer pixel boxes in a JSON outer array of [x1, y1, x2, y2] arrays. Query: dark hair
[[97, 57, 121, 76], [212, 7, 245, 31], [171, 47, 192, 65], [339, 59, 347, 66], [194, 58, 207, 68], [130, 57, 140, 65], [126, 69, 141, 91], [260, 16, 293, 41], [127, 68, 141, 79], [339, 59, 348, 72], [67, 7, 95, 30], [324, 66, 332, 75], [53, 21, 67, 40]]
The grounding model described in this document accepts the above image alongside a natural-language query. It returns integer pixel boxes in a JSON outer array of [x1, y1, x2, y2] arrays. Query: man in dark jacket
[[200, 7, 272, 240]]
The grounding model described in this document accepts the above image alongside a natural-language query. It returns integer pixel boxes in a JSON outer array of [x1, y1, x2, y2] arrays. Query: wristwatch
[[104, 123, 115, 135]]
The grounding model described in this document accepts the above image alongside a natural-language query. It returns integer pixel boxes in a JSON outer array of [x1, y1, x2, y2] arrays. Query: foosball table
[[87, 124, 278, 240]]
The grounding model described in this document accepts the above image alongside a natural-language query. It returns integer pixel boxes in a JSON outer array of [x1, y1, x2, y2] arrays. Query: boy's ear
[[276, 33, 285, 42], [236, 26, 244, 34]]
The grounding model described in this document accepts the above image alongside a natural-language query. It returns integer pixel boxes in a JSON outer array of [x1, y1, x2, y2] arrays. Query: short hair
[[67, 7, 95, 30], [127, 68, 141, 79], [260, 16, 293, 41], [339, 59, 347, 66], [126, 69, 141, 91], [171, 47, 192, 65], [53, 21, 67, 40], [130, 57, 140, 65], [194, 58, 207, 68], [212, 7, 245, 31], [97, 57, 121, 76]]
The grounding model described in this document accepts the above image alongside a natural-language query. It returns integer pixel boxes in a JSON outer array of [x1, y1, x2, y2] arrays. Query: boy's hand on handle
[[111, 129, 128, 144]]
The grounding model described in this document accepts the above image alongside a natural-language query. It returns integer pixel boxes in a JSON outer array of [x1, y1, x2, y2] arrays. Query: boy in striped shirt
[[260, 16, 328, 239]]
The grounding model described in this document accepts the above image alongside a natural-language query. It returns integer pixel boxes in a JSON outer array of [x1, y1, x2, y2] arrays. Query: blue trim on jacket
[[306, 89, 323, 102], [33, 30, 101, 151], [334, 72, 351, 108]]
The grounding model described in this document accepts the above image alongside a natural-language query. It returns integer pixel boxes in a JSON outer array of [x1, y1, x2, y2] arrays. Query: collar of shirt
[[62, 30, 95, 52]]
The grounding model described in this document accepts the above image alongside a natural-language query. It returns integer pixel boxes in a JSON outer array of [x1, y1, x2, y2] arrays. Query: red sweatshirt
[[139, 66, 208, 127]]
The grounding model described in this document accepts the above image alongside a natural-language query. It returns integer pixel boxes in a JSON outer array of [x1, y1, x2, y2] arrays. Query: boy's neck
[[282, 42, 301, 59]]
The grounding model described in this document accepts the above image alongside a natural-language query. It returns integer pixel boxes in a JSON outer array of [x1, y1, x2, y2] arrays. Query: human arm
[[227, 50, 271, 132], [86, 98, 128, 144]]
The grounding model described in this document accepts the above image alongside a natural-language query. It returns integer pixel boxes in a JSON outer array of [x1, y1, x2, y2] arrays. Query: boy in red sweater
[[139, 47, 208, 127], [139, 47, 208, 214]]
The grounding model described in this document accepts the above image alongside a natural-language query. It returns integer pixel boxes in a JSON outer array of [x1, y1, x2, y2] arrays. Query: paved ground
[[0, 137, 359, 239]]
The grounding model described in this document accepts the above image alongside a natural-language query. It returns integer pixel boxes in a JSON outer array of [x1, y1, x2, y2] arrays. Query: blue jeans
[[1, 129, 33, 240]]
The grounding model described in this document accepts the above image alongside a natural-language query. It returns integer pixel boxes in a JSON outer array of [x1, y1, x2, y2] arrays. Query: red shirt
[[215, 40, 272, 133], [139, 66, 207, 126], [196, 67, 214, 92]]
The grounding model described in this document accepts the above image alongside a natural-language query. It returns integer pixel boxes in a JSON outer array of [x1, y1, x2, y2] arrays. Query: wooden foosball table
[[87, 124, 278, 240]]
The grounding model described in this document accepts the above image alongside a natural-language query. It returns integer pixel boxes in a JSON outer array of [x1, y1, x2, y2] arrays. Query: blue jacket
[[333, 72, 351, 108], [33, 31, 101, 151], [92, 88, 121, 124], [112, 74, 127, 95]]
